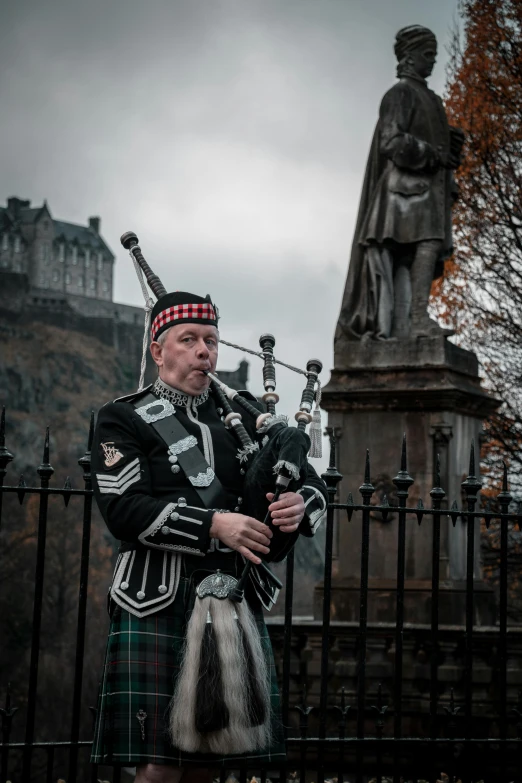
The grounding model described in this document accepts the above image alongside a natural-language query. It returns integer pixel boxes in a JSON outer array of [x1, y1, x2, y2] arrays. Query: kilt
[[91, 553, 285, 767]]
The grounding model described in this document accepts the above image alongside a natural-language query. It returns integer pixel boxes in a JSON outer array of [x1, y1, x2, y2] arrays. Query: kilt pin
[[90, 377, 327, 768]]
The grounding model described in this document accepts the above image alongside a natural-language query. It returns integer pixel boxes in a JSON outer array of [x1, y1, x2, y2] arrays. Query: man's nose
[[196, 340, 210, 358]]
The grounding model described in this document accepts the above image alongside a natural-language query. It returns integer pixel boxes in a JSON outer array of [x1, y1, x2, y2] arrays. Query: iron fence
[[0, 406, 521, 783]]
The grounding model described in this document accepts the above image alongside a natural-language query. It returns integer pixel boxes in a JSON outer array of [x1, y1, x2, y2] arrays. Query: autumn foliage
[[434, 0, 522, 493]]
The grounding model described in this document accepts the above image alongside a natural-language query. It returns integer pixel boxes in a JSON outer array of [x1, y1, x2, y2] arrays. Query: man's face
[[150, 323, 219, 395], [409, 43, 437, 78]]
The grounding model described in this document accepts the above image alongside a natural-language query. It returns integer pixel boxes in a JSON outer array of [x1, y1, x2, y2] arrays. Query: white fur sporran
[[169, 577, 271, 755]]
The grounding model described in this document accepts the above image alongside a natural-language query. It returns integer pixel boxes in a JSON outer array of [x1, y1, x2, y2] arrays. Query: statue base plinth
[[321, 334, 500, 624], [327, 334, 498, 417]]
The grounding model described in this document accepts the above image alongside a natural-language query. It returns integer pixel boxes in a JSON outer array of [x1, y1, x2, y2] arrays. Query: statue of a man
[[336, 25, 464, 342]]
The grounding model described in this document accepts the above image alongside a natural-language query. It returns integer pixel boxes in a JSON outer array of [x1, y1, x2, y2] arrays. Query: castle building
[[0, 196, 249, 390], [0, 197, 114, 301]]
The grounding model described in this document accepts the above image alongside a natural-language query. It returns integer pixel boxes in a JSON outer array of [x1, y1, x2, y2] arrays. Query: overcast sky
[[2, 0, 459, 463]]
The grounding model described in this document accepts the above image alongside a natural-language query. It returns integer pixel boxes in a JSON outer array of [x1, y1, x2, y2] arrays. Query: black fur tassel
[[195, 621, 230, 733]]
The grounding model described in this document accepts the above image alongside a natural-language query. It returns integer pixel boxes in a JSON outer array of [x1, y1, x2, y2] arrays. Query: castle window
[[14, 236, 21, 253], [103, 281, 109, 293], [58, 243, 65, 262], [90, 278, 96, 290], [53, 270, 60, 282], [85, 249, 91, 268], [97, 252, 103, 270], [40, 242, 50, 262], [78, 275, 84, 288], [2, 234, 8, 251], [65, 272, 71, 284], [71, 246, 78, 265]]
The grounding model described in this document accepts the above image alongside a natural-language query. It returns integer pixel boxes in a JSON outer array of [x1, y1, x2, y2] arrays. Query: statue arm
[[379, 86, 440, 173]]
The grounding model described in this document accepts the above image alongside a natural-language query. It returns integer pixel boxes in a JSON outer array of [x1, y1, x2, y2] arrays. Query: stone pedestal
[[319, 335, 499, 626]]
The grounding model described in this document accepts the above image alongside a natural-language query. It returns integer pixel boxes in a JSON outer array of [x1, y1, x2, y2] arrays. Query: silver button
[[237, 497, 242, 504], [234, 506, 240, 512], [217, 407, 223, 415], [120, 581, 129, 590], [171, 464, 181, 474], [158, 585, 168, 595], [240, 469, 245, 475], [178, 498, 187, 507], [170, 512, 180, 521], [168, 455, 178, 464], [137, 590, 145, 600], [161, 526, 170, 535]]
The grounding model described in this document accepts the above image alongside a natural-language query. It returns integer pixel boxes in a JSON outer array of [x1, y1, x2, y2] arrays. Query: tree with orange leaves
[[435, 0, 522, 493]]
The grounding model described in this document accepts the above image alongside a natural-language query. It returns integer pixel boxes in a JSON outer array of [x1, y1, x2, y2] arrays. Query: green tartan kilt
[[91, 559, 285, 768]]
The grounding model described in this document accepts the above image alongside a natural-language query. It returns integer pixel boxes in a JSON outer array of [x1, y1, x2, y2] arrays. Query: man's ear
[[150, 340, 163, 367]]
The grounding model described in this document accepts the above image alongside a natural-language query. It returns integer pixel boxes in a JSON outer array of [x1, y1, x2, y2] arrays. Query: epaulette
[[112, 385, 153, 404]]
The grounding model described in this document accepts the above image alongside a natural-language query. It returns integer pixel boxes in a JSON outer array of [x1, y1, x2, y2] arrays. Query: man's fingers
[[272, 514, 301, 526], [238, 545, 261, 565], [279, 523, 299, 533], [242, 528, 271, 548], [270, 504, 303, 519], [245, 517, 273, 537], [268, 494, 296, 510]]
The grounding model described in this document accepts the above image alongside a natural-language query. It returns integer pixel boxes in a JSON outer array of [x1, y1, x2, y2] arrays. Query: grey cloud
[[3, 0, 459, 416]]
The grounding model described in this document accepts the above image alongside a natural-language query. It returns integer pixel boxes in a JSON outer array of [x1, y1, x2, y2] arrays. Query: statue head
[[394, 25, 437, 80]]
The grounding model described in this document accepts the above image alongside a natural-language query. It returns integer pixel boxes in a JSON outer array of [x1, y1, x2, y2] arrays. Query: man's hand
[[210, 512, 272, 565], [266, 491, 305, 534]]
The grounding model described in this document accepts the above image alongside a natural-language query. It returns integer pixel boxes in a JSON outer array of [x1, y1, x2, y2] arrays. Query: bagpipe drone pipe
[[120, 231, 323, 754]]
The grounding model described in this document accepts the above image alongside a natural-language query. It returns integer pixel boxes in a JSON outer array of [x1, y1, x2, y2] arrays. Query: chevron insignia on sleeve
[[96, 457, 141, 495]]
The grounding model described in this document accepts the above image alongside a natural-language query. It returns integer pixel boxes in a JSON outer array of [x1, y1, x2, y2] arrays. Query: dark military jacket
[[92, 379, 327, 617]]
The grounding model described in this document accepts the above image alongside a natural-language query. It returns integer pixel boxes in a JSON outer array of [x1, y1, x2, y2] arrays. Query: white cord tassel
[[308, 381, 323, 459], [130, 253, 155, 391]]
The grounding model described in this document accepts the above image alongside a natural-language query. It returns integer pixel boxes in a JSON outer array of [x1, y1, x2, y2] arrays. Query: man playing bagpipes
[[90, 234, 327, 782]]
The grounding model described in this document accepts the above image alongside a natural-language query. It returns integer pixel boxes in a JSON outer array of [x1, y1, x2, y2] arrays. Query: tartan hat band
[[150, 292, 218, 341]]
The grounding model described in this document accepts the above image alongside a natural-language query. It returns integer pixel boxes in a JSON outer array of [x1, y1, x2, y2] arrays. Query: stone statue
[[335, 25, 464, 342]]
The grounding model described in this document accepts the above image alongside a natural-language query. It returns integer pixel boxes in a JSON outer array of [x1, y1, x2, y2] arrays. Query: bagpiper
[[90, 264, 327, 783]]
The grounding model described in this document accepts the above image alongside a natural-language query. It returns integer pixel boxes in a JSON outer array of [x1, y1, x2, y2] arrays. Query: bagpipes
[[121, 231, 323, 754]]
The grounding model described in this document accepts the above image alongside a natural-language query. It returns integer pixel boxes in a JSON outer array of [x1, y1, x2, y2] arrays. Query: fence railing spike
[[322, 429, 342, 493], [359, 450, 375, 501], [497, 461, 513, 511], [461, 439, 482, 503], [0, 406, 14, 473], [17, 474, 27, 505], [62, 476, 73, 508], [435, 452, 441, 488], [393, 436, 414, 500], [43, 426, 50, 463], [449, 500, 460, 527], [37, 427, 54, 481], [346, 492, 354, 522], [416, 498, 425, 525], [78, 418, 94, 479], [87, 410, 95, 450]]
